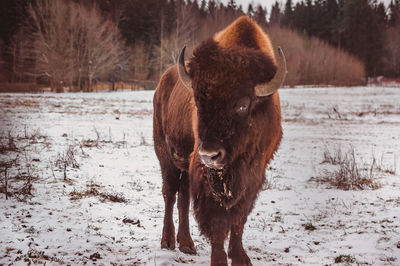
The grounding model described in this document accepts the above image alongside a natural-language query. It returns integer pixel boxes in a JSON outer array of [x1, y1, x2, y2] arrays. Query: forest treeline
[[0, 0, 399, 91]]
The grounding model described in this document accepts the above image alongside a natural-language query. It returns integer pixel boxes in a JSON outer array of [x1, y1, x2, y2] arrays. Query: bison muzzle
[[153, 16, 287, 266]]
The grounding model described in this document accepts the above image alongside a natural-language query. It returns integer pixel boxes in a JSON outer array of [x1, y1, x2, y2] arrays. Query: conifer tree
[[247, 3, 254, 18], [253, 5, 267, 27], [283, 0, 293, 27], [269, 1, 282, 26]]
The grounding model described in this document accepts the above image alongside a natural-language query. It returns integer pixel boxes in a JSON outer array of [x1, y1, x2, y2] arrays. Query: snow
[[0, 86, 399, 265]]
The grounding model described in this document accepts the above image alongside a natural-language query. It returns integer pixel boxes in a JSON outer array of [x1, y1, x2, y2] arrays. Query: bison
[[153, 16, 287, 265]]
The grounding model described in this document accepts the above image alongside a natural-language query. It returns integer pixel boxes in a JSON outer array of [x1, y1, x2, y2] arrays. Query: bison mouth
[[206, 168, 243, 209], [202, 161, 224, 170]]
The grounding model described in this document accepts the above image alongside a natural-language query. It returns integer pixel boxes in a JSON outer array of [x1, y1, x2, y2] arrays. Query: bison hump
[[213, 16, 276, 64]]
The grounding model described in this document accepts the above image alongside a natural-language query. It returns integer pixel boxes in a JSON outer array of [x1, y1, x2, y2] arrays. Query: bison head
[[178, 17, 286, 207]]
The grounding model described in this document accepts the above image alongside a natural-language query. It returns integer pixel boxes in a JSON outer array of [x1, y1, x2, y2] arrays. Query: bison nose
[[198, 145, 226, 169]]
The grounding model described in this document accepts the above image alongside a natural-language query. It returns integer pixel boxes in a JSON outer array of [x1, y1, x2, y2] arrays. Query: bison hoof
[[211, 259, 228, 266], [179, 244, 197, 254], [211, 248, 228, 266], [228, 247, 252, 266], [177, 233, 196, 254], [161, 237, 175, 250], [230, 253, 252, 266]]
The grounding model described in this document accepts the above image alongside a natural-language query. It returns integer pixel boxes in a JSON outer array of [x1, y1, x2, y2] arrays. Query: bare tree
[[175, 3, 198, 55], [81, 5, 130, 91], [7, 29, 36, 83], [27, 0, 75, 91], [131, 41, 154, 80], [156, 2, 198, 76], [13, 0, 131, 91]]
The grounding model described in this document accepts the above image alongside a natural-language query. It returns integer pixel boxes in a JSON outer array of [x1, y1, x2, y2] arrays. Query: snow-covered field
[[0, 86, 399, 265]]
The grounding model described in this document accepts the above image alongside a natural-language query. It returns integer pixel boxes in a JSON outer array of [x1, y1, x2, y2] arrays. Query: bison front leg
[[194, 198, 230, 265], [209, 218, 229, 266], [161, 166, 180, 250], [177, 171, 196, 254], [228, 217, 252, 266]]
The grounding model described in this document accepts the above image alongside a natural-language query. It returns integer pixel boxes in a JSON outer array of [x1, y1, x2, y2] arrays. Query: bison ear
[[177, 46, 193, 90], [254, 47, 287, 97]]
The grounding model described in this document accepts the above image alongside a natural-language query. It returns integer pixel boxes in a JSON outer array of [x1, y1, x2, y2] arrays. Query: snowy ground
[[0, 86, 399, 265]]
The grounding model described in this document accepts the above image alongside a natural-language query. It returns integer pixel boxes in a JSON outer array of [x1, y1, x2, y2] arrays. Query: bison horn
[[255, 47, 287, 97], [177, 45, 192, 90]]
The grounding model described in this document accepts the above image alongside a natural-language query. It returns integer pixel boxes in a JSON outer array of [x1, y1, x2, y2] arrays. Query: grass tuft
[[334, 255, 356, 263], [310, 146, 381, 190], [302, 222, 317, 231], [70, 186, 127, 203]]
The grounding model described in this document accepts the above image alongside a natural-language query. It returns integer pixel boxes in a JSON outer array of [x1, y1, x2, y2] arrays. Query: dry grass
[[55, 145, 79, 169], [55, 144, 79, 181], [69, 186, 127, 203], [268, 26, 366, 87], [310, 146, 381, 190], [334, 255, 356, 264], [0, 157, 18, 199], [326, 105, 347, 120], [321, 145, 345, 165], [302, 222, 317, 231], [1, 128, 48, 154], [140, 134, 149, 146], [374, 153, 396, 175], [0, 131, 18, 154], [0, 151, 39, 200], [0, 126, 133, 202], [0, 129, 46, 200], [81, 127, 101, 148], [80, 127, 128, 149], [14, 248, 65, 264]]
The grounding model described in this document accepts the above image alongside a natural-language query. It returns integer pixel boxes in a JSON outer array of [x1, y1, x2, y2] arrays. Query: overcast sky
[[220, 0, 393, 13]]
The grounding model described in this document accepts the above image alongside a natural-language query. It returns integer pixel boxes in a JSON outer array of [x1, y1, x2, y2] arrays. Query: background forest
[[0, 0, 399, 91]]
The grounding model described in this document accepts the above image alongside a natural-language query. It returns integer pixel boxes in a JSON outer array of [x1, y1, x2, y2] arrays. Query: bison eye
[[237, 105, 248, 113], [235, 97, 250, 115]]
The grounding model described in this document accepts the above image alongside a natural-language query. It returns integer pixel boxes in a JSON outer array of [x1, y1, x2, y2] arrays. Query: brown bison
[[153, 16, 286, 265]]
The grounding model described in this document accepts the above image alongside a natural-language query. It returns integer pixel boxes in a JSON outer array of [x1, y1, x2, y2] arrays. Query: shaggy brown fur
[[153, 16, 282, 265], [214, 16, 276, 64]]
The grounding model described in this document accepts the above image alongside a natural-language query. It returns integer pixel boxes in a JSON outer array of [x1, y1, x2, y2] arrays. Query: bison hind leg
[[160, 164, 180, 250], [177, 171, 196, 254]]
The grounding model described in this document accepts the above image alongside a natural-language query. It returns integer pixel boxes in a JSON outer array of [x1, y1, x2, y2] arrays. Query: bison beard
[[203, 167, 246, 210], [153, 16, 286, 266], [207, 168, 234, 204]]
